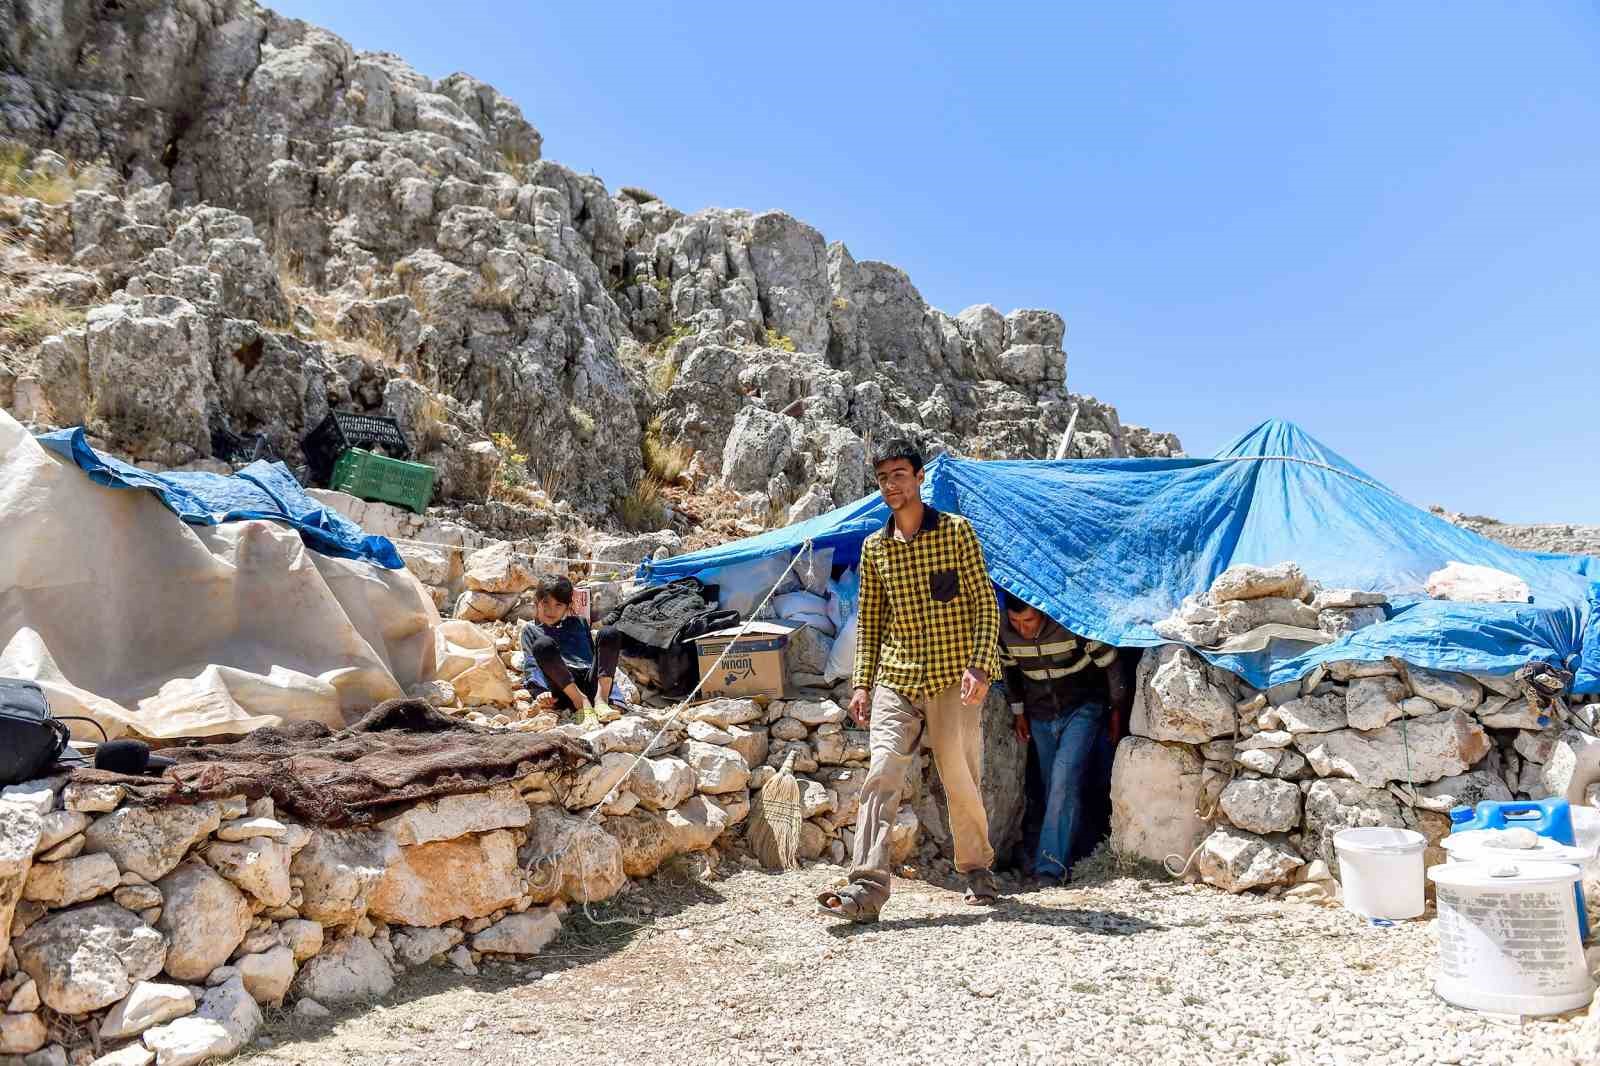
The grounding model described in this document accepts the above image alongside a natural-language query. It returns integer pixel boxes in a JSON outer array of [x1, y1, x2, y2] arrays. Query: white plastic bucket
[[1429, 861, 1594, 1016], [1334, 827, 1426, 920]]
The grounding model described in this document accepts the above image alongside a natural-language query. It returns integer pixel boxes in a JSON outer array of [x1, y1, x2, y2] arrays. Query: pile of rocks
[[1115, 562, 1597, 900], [0, 701, 796, 1066]]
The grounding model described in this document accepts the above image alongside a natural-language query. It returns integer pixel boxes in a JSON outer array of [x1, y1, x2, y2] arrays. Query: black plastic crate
[[302, 410, 411, 485]]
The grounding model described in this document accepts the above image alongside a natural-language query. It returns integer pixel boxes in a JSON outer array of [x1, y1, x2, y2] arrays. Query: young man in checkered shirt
[[817, 439, 1002, 923]]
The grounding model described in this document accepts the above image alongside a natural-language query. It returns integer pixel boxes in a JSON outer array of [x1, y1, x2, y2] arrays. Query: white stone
[[889, 806, 920, 864], [23, 852, 120, 907], [64, 783, 125, 814], [1302, 779, 1408, 872], [34, 811, 90, 854], [202, 838, 292, 907], [1345, 677, 1407, 731], [1425, 562, 1530, 604], [770, 717, 809, 742], [1209, 562, 1311, 603], [777, 700, 846, 727], [1218, 779, 1302, 834], [37, 834, 85, 862], [1294, 710, 1491, 788], [0, 1012, 47, 1055], [1236, 749, 1281, 775], [390, 926, 463, 968], [1313, 589, 1387, 609], [140, 977, 260, 1066], [448, 945, 478, 976], [100, 982, 198, 1040], [214, 817, 287, 842], [471, 907, 562, 955], [586, 717, 656, 755], [0, 799, 42, 967], [629, 757, 696, 812], [565, 752, 637, 810], [723, 724, 769, 769], [236, 946, 296, 1006], [1133, 646, 1236, 743], [1, 781, 60, 817], [84, 803, 222, 883], [155, 862, 252, 982], [1406, 668, 1484, 712], [1477, 695, 1549, 730], [1542, 728, 1600, 805], [1237, 730, 1293, 750], [6, 978, 39, 1014], [292, 998, 331, 1024], [1267, 688, 1344, 729], [681, 740, 751, 795], [686, 698, 765, 728], [1414, 771, 1514, 812], [289, 936, 394, 1005], [1196, 827, 1303, 892], [90, 1045, 155, 1066], [686, 720, 733, 745], [289, 828, 399, 926], [277, 919, 322, 964], [14, 902, 166, 1014], [377, 786, 530, 846], [1110, 738, 1208, 864]]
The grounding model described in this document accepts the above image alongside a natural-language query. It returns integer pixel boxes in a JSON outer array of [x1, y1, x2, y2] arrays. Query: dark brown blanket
[[67, 699, 592, 827]]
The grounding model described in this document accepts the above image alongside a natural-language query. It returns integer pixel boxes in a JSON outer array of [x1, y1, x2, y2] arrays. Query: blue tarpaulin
[[645, 419, 1600, 694], [38, 427, 405, 569]]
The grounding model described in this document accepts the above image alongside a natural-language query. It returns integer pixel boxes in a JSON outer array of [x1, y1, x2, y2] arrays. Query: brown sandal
[[816, 884, 880, 924], [964, 870, 998, 906]]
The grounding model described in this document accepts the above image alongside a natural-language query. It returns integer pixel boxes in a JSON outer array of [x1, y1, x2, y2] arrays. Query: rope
[[1210, 454, 1398, 497], [1163, 713, 1241, 879], [525, 540, 817, 926], [385, 536, 645, 573]]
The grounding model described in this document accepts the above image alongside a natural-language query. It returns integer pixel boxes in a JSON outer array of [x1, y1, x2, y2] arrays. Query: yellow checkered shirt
[[851, 507, 1002, 698]]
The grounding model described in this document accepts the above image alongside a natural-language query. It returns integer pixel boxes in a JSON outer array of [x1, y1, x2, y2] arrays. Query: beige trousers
[[848, 681, 994, 906]]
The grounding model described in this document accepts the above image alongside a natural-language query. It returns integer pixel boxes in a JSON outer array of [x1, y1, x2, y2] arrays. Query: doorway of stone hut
[[1008, 650, 1133, 879]]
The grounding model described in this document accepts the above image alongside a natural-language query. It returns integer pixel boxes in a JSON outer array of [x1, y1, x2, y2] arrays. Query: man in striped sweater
[[1000, 593, 1129, 885]]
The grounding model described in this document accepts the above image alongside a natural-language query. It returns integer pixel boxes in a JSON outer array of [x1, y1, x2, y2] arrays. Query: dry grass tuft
[[0, 295, 84, 349]]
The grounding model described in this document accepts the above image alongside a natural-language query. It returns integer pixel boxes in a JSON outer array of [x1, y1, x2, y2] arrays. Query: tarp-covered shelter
[[0, 410, 441, 740], [645, 419, 1600, 696]]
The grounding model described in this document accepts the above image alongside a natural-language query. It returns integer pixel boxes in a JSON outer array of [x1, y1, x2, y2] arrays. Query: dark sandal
[[816, 885, 880, 924], [964, 871, 998, 906]]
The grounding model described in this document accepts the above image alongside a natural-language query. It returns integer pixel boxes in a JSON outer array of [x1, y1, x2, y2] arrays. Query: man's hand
[[1013, 715, 1031, 743], [960, 668, 990, 707], [849, 687, 871, 728]]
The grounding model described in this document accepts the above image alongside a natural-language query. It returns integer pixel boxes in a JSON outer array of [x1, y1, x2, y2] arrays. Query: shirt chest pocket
[[928, 569, 960, 604]]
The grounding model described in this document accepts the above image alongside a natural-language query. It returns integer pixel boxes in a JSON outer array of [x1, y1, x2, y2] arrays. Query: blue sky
[[274, 1, 1600, 523]]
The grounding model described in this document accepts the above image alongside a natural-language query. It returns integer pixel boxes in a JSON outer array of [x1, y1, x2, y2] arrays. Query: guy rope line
[[525, 539, 818, 927]]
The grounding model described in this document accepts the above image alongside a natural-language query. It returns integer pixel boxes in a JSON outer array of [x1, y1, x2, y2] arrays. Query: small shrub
[[642, 417, 694, 484], [831, 296, 850, 312], [617, 474, 667, 531], [764, 328, 796, 353], [490, 431, 538, 505], [0, 143, 91, 206], [0, 297, 84, 349]]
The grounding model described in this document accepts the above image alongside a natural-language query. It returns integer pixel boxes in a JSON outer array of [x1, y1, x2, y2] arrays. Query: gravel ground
[[236, 855, 1599, 1066]]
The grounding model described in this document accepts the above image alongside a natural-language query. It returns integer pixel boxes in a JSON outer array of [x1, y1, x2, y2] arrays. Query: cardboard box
[[693, 621, 801, 699]]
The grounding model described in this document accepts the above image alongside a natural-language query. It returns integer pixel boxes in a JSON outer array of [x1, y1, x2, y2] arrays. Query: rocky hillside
[[1430, 508, 1600, 560], [0, 0, 1178, 536]]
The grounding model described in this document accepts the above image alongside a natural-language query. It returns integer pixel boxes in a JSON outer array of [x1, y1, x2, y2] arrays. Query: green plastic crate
[[330, 448, 436, 515]]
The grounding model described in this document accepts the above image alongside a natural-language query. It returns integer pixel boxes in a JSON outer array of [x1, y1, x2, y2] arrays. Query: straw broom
[[746, 749, 803, 870]]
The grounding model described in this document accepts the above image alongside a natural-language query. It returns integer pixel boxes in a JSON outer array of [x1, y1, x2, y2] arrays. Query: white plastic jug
[[1334, 827, 1425, 919], [1429, 861, 1594, 1016]]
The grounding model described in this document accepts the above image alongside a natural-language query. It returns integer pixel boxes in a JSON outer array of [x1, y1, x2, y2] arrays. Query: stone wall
[[1111, 563, 1599, 900], [0, 685, 897, 1066]]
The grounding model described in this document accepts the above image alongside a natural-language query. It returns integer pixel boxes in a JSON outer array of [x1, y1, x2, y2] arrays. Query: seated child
[[520, 574, 623, 722]]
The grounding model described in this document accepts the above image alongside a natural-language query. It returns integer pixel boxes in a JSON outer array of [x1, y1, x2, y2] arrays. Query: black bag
[[605, 579, 739, 697], [0, 679, 70, 787]]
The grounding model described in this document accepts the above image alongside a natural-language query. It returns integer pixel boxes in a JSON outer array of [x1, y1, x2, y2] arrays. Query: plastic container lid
[[1333, 827, 1425, 854], [1429, 860, 1582, 889], [1441, 829, 1595, 864]]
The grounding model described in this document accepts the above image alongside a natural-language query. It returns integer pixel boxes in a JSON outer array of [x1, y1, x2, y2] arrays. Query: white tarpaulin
[[0, 410, 442, 740]]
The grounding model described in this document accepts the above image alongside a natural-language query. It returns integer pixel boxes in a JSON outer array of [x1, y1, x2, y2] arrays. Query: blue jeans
[[1030, 702, 1105, 879]]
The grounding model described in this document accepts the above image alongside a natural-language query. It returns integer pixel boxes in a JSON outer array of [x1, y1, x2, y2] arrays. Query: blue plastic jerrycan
[[1448, 798, 1590, 941]]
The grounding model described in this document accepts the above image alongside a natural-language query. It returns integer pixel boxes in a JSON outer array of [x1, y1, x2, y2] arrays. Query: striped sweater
[[999, 614, 1117, 720]]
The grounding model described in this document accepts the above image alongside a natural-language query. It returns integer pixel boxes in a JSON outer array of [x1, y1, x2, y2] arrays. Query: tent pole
[[1054, 403, 1081, 460]]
